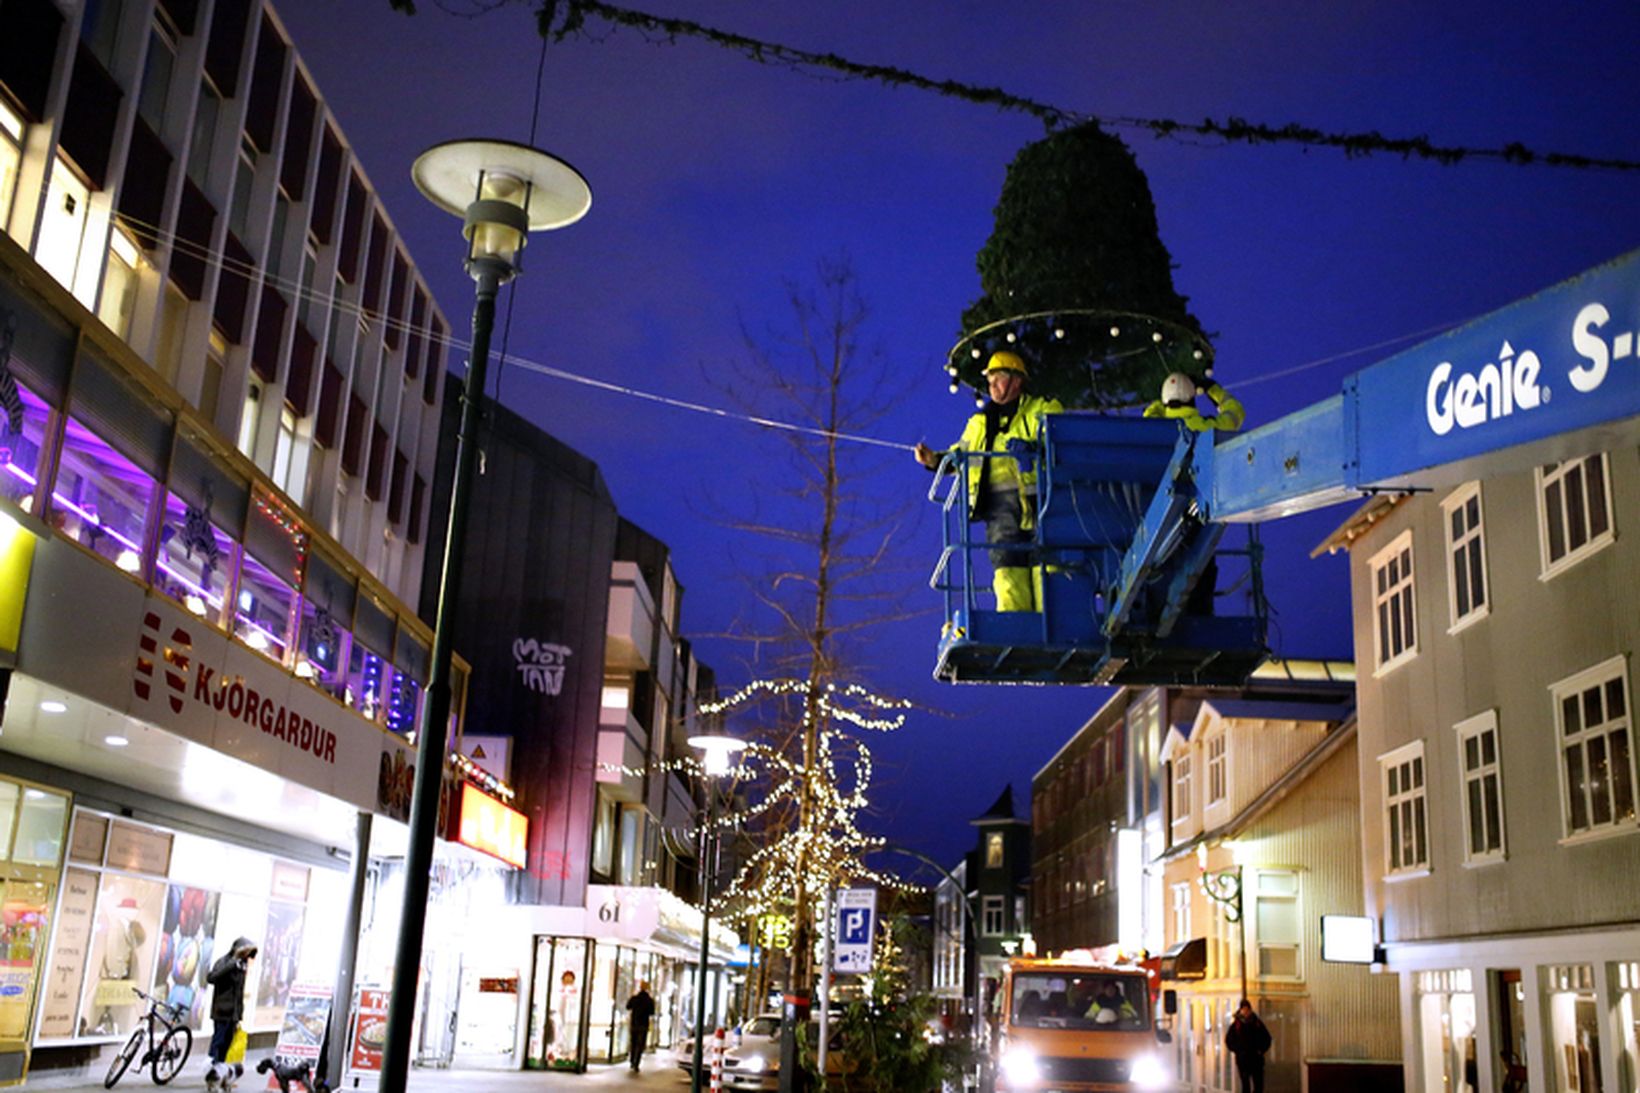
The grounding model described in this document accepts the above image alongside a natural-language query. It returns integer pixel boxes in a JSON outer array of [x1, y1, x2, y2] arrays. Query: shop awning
[[1161, 937, 1207, 980]]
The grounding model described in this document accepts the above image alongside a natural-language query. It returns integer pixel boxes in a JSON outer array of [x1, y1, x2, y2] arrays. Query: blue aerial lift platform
[[932, 248, 1640, 686]]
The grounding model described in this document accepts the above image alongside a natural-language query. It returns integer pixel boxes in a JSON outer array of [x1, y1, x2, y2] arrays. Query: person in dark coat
[[1225, 998, 1272, 1093], [624, 981, 656, 1072], [205, 937, 257, 1089]]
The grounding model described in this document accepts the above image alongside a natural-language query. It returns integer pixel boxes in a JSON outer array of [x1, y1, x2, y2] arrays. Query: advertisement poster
[[150, 884, 221, 1029], [36, 867, 97, 1039], [253, 901, 305, 1028], [348, 989, 389, 1074], [266, 983, 331, 1089]]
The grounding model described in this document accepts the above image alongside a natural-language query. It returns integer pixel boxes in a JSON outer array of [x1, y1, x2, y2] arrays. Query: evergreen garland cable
[[491, 0, 1640, 172]]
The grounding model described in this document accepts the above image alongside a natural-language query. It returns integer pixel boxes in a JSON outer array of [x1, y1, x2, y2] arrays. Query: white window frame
[[1369, 530, 1418, 676], [1171, 753, 1193, 829], [1454, 710, 1506, 864], [981, 895, 1005, 937], [1536, 453, 1615, 579], [1552, 655, 1635, 841], [1252, 869, 1302, 981], [1170, 881, 1192, 947], [1442, 482, 1490, 632], [1206, 733, 1228, 806], [1381, 741, 1430, 876]]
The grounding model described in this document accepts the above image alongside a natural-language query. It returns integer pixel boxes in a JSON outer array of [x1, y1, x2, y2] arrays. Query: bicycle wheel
[[151, 1026, 192, 1085], [105, 1029, 145, 1088]]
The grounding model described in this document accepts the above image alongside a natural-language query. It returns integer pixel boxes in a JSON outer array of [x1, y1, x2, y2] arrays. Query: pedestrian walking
[[1225, 998, 1272, 1093], [624, 980, 656, 1073], [205, 937, 256, 1090]]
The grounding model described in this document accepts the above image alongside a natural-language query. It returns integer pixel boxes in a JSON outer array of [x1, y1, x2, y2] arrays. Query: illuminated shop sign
[[454, 783, 527, 868]]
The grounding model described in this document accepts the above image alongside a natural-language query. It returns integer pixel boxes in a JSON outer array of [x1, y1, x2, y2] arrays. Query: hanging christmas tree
[[948, 121, 1214, 410]]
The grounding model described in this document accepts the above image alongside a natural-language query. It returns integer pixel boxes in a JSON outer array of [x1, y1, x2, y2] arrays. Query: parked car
[[676, 1013, 776, 1080]]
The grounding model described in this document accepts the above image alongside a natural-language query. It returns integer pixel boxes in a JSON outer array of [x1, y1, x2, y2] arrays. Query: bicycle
[[104, 988, 193, 1088]]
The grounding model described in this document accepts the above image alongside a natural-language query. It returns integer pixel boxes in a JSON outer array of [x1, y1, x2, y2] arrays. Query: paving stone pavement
[[22, 1050, 694, 1093]]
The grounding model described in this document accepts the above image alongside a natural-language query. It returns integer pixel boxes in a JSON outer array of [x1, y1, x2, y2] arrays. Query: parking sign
[[833, 887, 877, 973]]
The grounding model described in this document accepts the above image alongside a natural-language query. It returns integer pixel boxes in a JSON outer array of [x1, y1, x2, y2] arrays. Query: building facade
[[1320, 444, 1640, 1093], [1157, 702, 1401, 1093], [419, 394, 735, 1070], [1030, 661, 1357, 965], [0, 0, 534, 1085]]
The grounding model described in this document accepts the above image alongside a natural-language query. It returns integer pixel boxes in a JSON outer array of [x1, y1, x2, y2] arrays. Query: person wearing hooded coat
[[205, 937, 256, 1088]]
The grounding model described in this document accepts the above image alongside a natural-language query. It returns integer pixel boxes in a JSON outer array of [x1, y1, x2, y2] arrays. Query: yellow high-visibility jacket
[[949, 393, 1063, 529]]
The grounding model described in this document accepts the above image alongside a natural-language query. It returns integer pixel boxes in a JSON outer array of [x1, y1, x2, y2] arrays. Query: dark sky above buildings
[[276, 0, 1640, 871]]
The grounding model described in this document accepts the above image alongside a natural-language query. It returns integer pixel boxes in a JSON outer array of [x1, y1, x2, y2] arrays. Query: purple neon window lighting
[[0, 384, 50, 512], [156, 491, 237, 626], [345, 640, 388, 723], [386, 667, 421, 737], [51, 414, 156, 572], [234, 550, 298, 663]]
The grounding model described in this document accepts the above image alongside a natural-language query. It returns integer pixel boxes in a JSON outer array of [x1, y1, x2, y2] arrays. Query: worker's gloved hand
[[1143, 400, 1166, 418]]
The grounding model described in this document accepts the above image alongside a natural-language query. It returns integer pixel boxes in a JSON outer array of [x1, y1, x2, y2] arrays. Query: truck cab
[[993, 956, 1172, 1091]]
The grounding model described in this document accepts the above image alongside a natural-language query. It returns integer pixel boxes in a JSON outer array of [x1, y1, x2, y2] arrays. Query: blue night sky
[[275, 0, 1640, 871]]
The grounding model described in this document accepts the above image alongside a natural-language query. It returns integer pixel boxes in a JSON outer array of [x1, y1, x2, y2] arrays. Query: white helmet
[[1161, 372, 1197, 408]]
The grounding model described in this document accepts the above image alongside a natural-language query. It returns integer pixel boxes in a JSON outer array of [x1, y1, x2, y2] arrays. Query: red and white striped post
[[708, 1027, 727, 1093]]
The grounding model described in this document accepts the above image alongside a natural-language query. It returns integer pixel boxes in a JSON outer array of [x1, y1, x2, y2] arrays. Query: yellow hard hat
[[984, 351, 1028, 377]]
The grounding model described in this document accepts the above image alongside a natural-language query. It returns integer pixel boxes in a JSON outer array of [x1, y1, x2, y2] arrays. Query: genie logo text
[[1425, 303, 1631, 437]]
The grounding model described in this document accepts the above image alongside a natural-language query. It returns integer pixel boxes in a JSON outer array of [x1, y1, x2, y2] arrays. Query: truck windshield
[[1009, 973, 1149, 1031]]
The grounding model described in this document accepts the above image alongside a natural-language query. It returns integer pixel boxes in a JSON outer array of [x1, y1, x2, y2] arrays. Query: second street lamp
[[378, 139, 590, 1093], [688, 733, 745, 1093]]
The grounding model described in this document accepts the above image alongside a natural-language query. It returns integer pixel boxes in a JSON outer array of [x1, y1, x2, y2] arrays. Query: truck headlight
[[1000, 1046, 1040, 1086], [1128, 1053, 1168, 1089]]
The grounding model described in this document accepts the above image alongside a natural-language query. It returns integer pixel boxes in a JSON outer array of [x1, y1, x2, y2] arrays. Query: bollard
[[708, 1027, 726, 1093]]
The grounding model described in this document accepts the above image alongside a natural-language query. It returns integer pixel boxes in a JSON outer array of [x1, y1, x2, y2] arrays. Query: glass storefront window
[[1545, 963, 1604, 1093], [1416, 969, 1475, 1093], [298, 546, 355, 702], [157, 491, 237, 625], [235, 550, 298, 662], [12, 787, 69, 866], [1615, 962, 1640, 1092], [345, 641, 389, 722], [50, 414, 156, 575], [235, 497, 306, 662], [0, 384, 50, 512]]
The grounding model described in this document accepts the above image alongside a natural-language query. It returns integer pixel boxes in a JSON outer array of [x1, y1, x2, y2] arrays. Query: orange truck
[[992, 954, 1173, 1092]]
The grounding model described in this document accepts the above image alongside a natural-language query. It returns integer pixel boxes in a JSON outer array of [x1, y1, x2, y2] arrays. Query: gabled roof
[[1312, 493, 1404, 557], [1198, 698, 1353, 725], [971, 785, 1025, 826]]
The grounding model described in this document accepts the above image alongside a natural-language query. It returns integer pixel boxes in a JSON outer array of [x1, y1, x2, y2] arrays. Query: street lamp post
[[688, 734, 745, 1093], [378, 139, 589, 1093]]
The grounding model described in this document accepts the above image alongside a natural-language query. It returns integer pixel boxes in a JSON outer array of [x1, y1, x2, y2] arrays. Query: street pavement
[[23, 1050, 694, 1093]]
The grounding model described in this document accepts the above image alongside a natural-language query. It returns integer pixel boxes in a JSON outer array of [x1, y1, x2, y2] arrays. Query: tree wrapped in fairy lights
[[690, 258, 926, 992]]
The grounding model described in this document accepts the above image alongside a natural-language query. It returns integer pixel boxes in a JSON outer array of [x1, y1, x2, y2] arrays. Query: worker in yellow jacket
[[915, 351, 1063, 611]]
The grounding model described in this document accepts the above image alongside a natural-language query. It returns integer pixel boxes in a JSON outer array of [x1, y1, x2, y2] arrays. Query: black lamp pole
[[378, 139, 589, 1093], [378, 264, 501, 1093], [690, 787, 717, 1093]]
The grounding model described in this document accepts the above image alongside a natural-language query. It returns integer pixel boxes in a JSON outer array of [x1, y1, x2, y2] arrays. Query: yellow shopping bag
[[226, 1027, 248, 1065]]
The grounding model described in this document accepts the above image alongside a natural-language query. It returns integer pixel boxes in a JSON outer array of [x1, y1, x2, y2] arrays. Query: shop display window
[[233, 497, 305, 663], [77, 873, 167, 1038], [1614, 962, 1640, 1092], [1544, 963, 1604, 1093], [386, 628, 429, 738], [157, 490, 238, 625], [298, 600, 351, 699], [1416, 969, 1474, 1093], [0, 383, 52, 512], [235, 550, 298, 662], [298, 548, 355, 701], [49, 414, 156, 574], [345, 640, 389, 722]]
